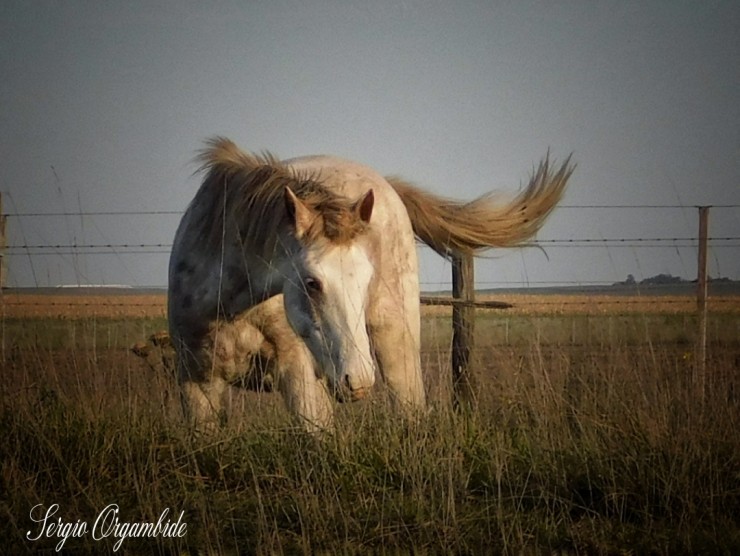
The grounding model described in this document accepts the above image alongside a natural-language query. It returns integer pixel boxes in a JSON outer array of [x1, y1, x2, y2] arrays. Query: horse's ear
[[284, 187, 316, 239], [354, 189, 374, 223]]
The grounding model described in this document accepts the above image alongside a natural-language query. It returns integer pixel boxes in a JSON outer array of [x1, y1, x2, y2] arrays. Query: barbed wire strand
[[5, 237, 740, 251], [2, 205, 737, 296], [4, 204, 740, 217], [1, 297, 737, 310]]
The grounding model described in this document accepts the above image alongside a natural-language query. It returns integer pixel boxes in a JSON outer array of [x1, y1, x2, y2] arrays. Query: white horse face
[[283, 241, 376, 402]]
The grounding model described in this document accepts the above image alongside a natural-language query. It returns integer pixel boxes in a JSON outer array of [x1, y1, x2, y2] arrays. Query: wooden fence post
[[451, 252, 476, 410], [696, 206, 710, 399], [0, 192, 6, 290]]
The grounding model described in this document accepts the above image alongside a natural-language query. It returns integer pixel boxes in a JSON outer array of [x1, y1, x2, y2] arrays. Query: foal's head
[[281, 187, 377, 402]]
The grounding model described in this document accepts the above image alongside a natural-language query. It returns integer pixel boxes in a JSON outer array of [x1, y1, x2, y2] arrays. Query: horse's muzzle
[[335, 386, 369, 403], [349, 386, 370, 402], [335, 374, 372, 403]]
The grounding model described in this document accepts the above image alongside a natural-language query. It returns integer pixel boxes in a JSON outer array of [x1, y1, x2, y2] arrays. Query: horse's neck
[[211, 240, 292, 315], [171, 243, 288, 325], [223, 256, 285, 316]]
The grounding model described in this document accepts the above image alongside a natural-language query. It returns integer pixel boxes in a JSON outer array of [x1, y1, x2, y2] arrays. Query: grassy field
[[1, 296, 739, 554], [4, 290, 739, 318]]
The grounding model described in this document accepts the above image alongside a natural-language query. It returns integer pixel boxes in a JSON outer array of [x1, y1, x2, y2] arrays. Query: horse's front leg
[[176, 317, 264, 433], [177, 347, 228, 432], [248, 295, 335, 432], [368, 288, 426, 411], [274, 340, 334, 432]]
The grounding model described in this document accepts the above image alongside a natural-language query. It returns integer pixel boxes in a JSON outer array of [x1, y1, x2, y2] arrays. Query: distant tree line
[[616, 273, 735, 286]]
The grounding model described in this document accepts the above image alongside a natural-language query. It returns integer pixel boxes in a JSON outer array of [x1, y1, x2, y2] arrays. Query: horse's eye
[[305, 277, 322, 297]]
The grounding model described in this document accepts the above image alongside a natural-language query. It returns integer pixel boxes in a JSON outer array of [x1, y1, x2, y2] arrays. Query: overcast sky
[[2, 1, 738, 289]]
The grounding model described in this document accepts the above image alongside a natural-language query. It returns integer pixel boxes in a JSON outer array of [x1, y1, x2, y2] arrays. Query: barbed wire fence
[[2, 202, 738, 323], [1, 197, 738, 404], [1, 200, 738, 300]]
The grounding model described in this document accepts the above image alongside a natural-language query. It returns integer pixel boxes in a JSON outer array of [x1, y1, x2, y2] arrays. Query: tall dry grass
[[1, 312, 739, 554]]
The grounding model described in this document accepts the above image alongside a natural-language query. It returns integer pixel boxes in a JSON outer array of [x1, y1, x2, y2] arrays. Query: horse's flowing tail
[[386, 155, 574, 258]]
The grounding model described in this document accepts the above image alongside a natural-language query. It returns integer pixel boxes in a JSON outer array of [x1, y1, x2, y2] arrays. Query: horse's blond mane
[[192, 137, 368, 254]]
